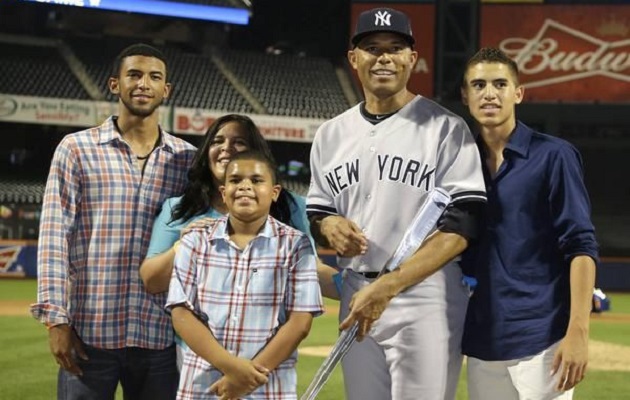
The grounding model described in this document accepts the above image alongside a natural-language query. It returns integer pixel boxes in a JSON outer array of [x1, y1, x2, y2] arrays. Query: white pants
[[340, 263, 469, 400], [467, 341, 574, 400]]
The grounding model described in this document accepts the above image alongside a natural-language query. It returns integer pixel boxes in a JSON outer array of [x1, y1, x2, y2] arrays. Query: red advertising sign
[[173, 108, 321, 142], [481, 5, 630, 103], [350, 3, 435, 97]]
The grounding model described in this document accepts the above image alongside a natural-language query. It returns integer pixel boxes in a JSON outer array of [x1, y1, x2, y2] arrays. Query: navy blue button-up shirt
[[462, 121, 598, 361]]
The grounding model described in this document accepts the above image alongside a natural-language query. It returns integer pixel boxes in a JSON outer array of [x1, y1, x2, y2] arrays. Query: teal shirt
[[146, 193, 311, 258]]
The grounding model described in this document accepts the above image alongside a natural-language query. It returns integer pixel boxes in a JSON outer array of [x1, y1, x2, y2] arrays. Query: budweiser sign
[[482, 6, 630, 102], [500, 19, 630, 88]]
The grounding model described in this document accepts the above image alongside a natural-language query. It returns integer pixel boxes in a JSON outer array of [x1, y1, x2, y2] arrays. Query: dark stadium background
[[0, 0, 350, 183], [1, 0, 629, 288]]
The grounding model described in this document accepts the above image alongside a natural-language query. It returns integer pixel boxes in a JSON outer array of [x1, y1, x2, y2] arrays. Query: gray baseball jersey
[[307, 95, 486, 273], [306, 95, 486, 400]]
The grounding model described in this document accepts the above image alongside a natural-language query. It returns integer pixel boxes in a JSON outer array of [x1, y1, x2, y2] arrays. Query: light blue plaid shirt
[[166, 215, 323, 400], [31, 116, 196, 349]]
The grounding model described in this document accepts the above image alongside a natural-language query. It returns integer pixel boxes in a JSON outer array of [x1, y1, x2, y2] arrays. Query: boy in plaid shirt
[[166, 150, 323, 400]]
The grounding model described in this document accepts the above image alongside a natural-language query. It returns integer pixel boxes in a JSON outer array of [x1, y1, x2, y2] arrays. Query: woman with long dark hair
[[140, 114, 338, 370], [140, 114, 309, 292]]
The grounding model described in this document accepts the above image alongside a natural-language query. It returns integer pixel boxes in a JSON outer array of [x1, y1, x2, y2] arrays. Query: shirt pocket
[[246, 266, 287, 303]]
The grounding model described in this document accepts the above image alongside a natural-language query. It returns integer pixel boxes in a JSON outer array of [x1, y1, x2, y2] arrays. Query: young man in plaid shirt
[[31, 43, 196, 399]]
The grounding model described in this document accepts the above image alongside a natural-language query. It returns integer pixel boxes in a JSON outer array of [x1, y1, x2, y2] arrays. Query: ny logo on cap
[[374, 10, 392, 27]]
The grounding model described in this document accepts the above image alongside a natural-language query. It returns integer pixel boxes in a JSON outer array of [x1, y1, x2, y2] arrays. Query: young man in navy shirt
[[460, 47, 598, 400]]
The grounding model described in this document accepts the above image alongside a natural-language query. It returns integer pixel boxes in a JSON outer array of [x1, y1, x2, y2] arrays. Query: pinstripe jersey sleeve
[[436, 114, 487, 204], [305, 120, 338, 217]]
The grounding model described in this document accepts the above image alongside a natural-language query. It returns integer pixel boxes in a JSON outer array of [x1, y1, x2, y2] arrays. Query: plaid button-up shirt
[[167, 216, 323, 400], [31, 116, 196, 349]]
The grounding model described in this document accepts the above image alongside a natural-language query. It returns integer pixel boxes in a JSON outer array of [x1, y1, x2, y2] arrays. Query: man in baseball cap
[[351, 7, 415, 47], [307, 4, 486, 400]]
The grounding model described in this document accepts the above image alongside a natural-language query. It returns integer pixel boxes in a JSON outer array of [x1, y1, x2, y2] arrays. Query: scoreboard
[[15, 0, 250, 24]]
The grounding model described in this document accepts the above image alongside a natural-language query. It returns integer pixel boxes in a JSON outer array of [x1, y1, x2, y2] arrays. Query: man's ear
[[220, 185, 226, 202], [108, 77, 119, 95], [163, 83, 172, 100], [347, 50, 358, 70], [409, 50, 418, 68], [515, 84, 525, 105]]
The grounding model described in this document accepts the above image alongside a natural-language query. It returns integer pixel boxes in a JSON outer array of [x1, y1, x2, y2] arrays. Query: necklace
[[136, 136, 161, 160], [136, 152, 152, 160]]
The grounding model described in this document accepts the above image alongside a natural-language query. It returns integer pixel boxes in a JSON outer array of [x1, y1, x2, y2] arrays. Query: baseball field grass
[[1, 279, 629, 399]]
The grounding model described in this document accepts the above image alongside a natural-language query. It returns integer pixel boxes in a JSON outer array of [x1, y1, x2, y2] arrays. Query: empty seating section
[[69, 37, 138, 103], [0, 43, 90, 99], [166, 49, 254, 112], [221, 50, 350, 119], [0, 179, 46, 205], [69, 38, 254, 112], [0, 37, 352, 118]]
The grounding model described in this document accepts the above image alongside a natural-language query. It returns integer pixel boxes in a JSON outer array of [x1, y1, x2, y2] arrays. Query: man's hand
[[320, 216, 368, 257], [48, 324, 88, 376], [339, 280, 394, 340], [551, 324, 589, 391], [210, 357, 269, 399]]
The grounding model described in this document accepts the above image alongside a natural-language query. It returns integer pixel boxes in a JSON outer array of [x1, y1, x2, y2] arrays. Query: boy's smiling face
[[220, 159, 281, 224]]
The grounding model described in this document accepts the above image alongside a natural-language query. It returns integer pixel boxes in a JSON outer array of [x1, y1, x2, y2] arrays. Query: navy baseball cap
[[351, 8, 415, 47]]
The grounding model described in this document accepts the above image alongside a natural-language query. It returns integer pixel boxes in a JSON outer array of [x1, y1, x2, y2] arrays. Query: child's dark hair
[[111, 43, 168, 79], [226, 150, 279, 185], [462, 47, 520, 86], [170, 114, 297, 227]]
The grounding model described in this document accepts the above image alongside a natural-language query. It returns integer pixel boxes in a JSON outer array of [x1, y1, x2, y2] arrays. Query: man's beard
[[119, 96, 162, 118]]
